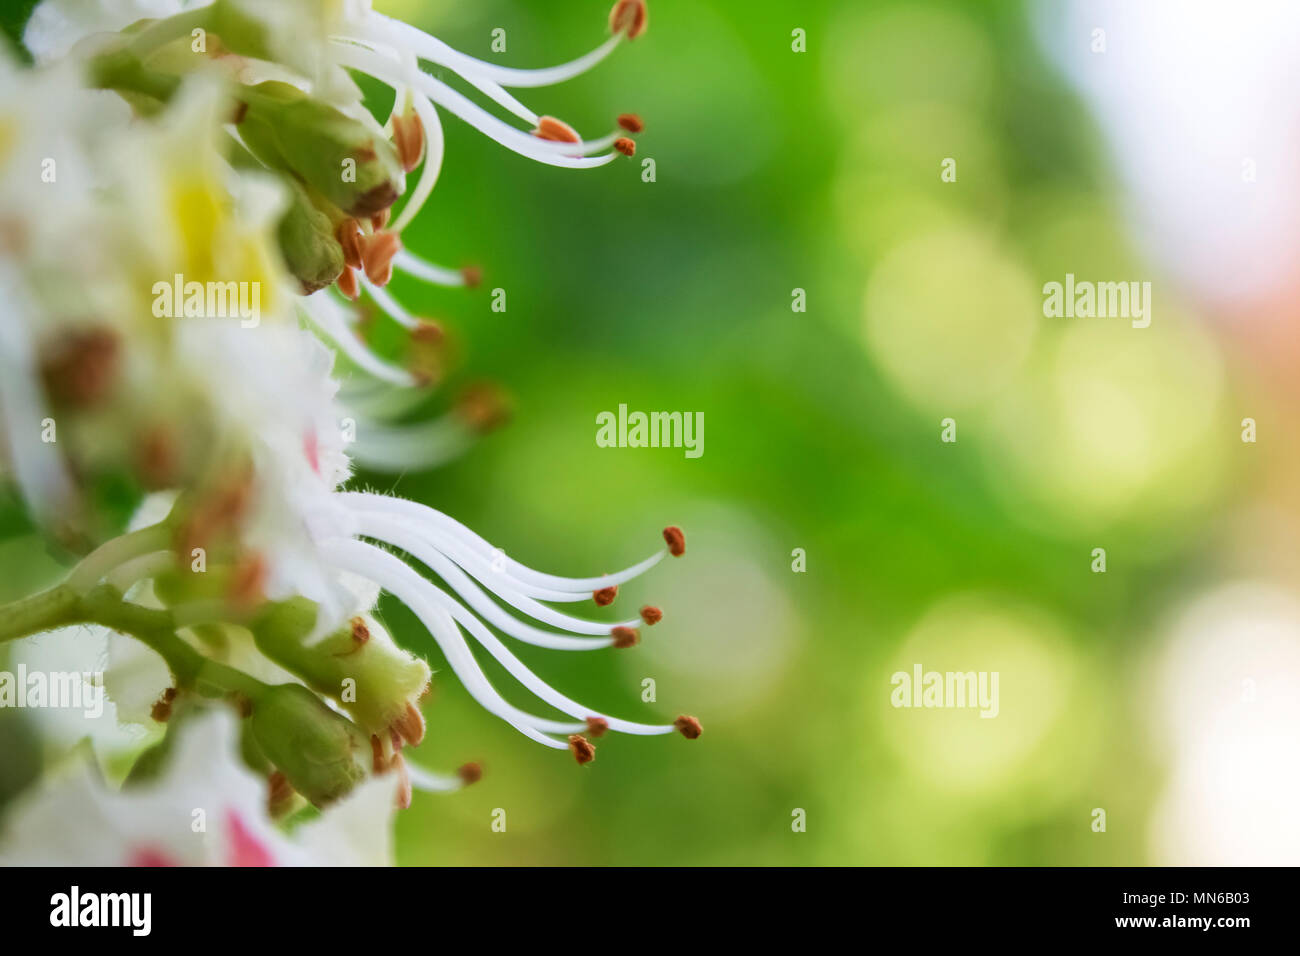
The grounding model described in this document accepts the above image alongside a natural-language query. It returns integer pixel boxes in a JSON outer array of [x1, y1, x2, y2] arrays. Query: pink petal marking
[[128, 846, 179, 867], [226, 809, 276, 867], [304, 429, 321, 475]]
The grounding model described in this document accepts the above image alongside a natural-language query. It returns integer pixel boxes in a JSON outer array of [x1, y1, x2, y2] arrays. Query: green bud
[[236, 81, 406, 218], [87, 44, 181, 110], [249, 683, 370, 807], [276, 179, 345, 293], [238, 716, 273, 777], [203, 0, 283, 64], [252, 598, 431, 740], [224, 139, 343, 292], [89, 46, 404, 220]]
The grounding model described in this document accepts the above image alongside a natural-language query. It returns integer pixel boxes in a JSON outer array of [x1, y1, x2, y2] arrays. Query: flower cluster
[[0, 0, 698, 863]]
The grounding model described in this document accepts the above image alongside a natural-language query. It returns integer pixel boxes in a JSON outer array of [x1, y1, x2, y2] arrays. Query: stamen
[[297, 296, 416, 387], [533, 116, 581, 143], [412, 319, 444, 344], [611, 626, 640, 648], [360, 275, 419, 329], [360, 231, 402, 286], [325, 541, 582, 748], [337, 491, 669, 593], [405, 760, 480, 792], [372, 523, 597, 604], [558, 131, 621, 155], [639, 605, 662, 625], [326, 539, 682, 738], [336, 219, 365, 270], [393, 93, 444, 233], [614, 137, 636, 156], [609, 0, 649, 40], [391, 108, 425, 172], [350, 616, 370, 644], [663, 526, 686, 557], [585, 716, 610, 738], [392, 701, 426, 746], [330, 45, 617, 169], [336, 265, 360, 300], [617, 113, 644, 133], [348, 415, 474, 472], [392, 753, 413, 809], [354, 25, 540, 123], [673, 715, 702, 739], [367, 14, 626, 90], [455, 383, 511, 434], [568, 734, 596, 764], [354, 512, 625, 648], [392, 249, 468, 287], [593, 585, 618, 606], [409, 340, 439, 388], [340, 377, 430, 418]]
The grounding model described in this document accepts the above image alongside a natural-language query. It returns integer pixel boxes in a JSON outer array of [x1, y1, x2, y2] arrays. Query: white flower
[[8, 622, 159, 759], [23, 0, 192, 65], [21, 0, 649, 354], [1, 0, 696, 808], [0, 709, 398, 865]]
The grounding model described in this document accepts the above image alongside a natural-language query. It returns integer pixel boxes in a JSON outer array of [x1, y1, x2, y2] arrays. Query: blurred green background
[[345, 0, 1260, 865]]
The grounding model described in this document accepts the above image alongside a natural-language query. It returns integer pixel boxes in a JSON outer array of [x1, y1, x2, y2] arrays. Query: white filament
[[338, 490, 667, 592], [349, 416, 474, 472], [325, 538, 676, 738], [330, 44, 616, 169], [393, 249, 466, 287], [298, 295, 415, 387], [371, 15, 625, 90], [360, 276, 419, 330], [356, 512, 631, 644]]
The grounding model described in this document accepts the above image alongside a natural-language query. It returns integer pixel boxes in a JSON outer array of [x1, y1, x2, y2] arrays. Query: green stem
[[66, 523, 172, 595], [124, 7, 213, 58], [78, 585, 268, 702], [0, 584, 81, 643], [0, 580, 267, 704]]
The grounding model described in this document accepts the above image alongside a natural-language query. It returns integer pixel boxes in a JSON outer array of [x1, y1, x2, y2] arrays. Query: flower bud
[[248, 683, 370, 807], [276, 179, 345, 294], [251, 599, 431, 740], [237, 81, 406, 218]]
